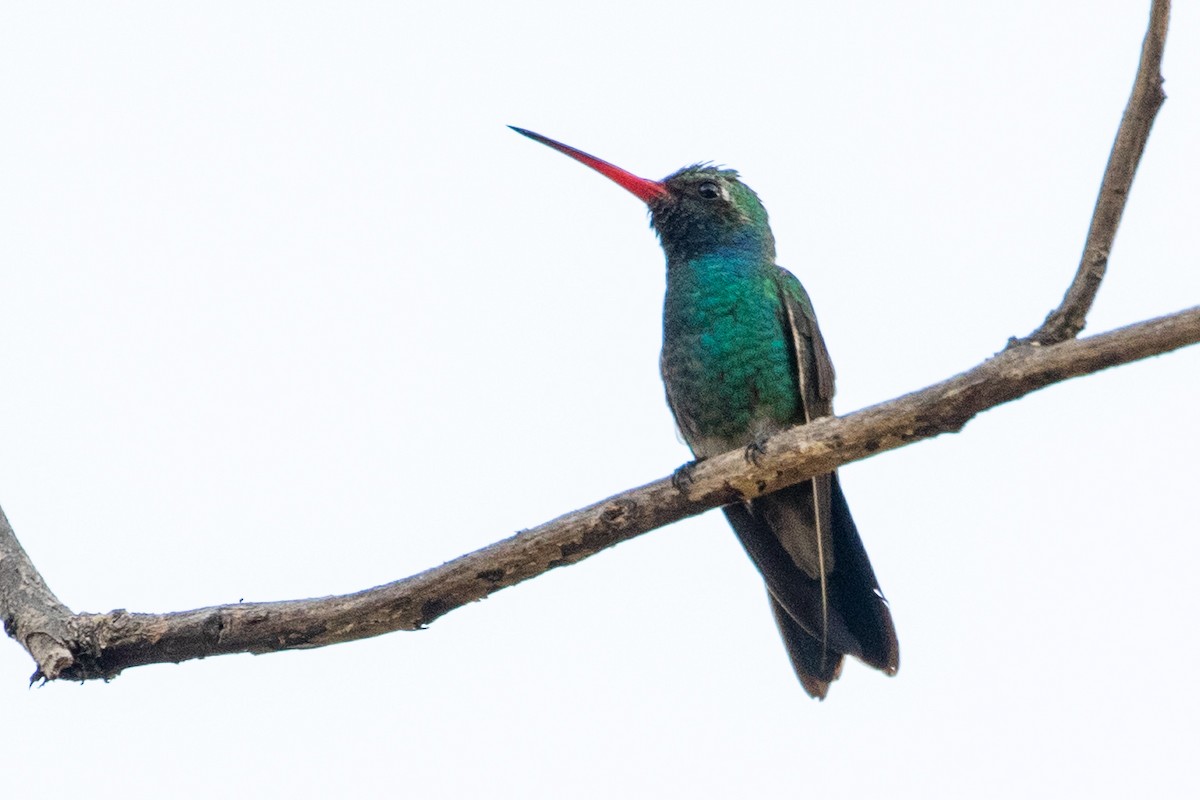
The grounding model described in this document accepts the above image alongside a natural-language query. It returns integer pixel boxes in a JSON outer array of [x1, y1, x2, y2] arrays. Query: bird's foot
[[671, 458, 706, 493], [744, 436, 770, 466]]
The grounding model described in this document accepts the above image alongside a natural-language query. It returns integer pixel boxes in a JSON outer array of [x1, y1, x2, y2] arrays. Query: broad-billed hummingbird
[[511, 126, 899, 698]]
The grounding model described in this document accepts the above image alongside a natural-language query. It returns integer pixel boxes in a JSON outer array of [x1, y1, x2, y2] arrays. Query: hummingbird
[[511, 126, 899, 698]]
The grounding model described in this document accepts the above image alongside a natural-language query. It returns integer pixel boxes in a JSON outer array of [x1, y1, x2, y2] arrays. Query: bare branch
[[3, 306, 1197, 681], [1022, 0, 1170, 345], [0, 0, 1187, 688]]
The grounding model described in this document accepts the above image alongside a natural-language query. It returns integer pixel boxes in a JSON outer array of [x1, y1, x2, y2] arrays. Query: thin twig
[[1020, 0, 1170, 346], [3, 306, 1197, 682]]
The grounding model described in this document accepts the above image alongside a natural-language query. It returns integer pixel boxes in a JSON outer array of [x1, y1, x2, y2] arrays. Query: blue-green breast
[[661, 250, 799, 457]]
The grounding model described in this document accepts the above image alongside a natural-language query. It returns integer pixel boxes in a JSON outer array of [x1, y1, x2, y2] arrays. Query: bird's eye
[[697, 181, 721, 199]]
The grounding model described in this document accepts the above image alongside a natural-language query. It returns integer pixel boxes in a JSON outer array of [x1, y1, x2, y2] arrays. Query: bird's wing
[[773, 266, 835, 418], [768, 266, 838, 581], [738, 267, 841, 677], [760, 267, 899, 683]]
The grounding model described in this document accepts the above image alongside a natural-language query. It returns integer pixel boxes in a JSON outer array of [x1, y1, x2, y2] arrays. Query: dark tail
[[723, 472, 899, 698]]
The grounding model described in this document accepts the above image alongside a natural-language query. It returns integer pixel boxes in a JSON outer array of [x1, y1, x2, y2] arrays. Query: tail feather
[[826, 473, 899, 674], [724, 472, 898, 696], [768, 594, 844, 700]]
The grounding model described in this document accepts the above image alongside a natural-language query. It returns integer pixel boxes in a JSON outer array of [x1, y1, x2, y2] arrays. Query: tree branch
[[0, 0, 1188, 684], [1021, 0, 1170, 345], [2, 306, 1197, 681]]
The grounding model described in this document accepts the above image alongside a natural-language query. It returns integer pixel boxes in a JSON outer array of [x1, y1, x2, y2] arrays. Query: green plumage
[[661, 251, 799, 451]]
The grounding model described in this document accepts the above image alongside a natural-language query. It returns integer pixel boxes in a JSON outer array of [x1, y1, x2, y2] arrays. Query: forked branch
[[2, 306, 1197, 682], [0, 0, 1188, 684]]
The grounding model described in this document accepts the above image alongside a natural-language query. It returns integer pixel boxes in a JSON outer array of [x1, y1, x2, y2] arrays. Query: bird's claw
[[744, 437, 769, 466]]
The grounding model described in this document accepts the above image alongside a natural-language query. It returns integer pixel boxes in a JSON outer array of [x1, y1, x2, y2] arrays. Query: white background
[[2, 2, 1197, 797]]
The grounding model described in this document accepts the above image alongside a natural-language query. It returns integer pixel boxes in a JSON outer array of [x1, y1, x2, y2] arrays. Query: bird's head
[[510, 127, 775, 263]]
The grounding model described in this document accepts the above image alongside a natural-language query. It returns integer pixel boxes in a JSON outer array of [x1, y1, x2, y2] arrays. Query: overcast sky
[[2, 3, 1198, 798]]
